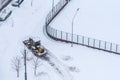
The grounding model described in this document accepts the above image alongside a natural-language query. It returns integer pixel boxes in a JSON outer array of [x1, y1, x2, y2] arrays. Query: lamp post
[[71, 8, 79, 47], [24, 49, 27, 80]]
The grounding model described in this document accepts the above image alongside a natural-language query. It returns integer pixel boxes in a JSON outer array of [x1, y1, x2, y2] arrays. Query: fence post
[[47, 26, 49, 33], [88, 38, 90, 46], [61, 31, 62, 39], [99, 40, 101, 48], [52, 28, 54, 36], [56, 30, 57, 38], [93, 39, 95, 47], [53, 29, 55, 37], [77, 35, 79, 44], [82, 36, 84, 45], [110, 43, 112, 51], [116, 44, 118, 53], [59, 0, 62, 9], [52, 28, 53, 36], [46, 17, 47, 26], [49, 27, 51, 35], [105, 41, 106, 50], [66, 32, 68, 40]]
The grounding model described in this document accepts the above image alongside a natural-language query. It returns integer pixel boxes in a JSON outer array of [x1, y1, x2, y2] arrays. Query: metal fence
[[46, 0, 68, 26], [47, 26, 120, 54], [45, 0, 120, 54]]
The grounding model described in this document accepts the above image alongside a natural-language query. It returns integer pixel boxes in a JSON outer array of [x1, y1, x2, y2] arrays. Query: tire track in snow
[[40, 49, 73, 80]]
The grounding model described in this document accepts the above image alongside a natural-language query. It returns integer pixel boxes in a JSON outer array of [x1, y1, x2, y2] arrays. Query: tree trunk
[[17, 70, 19, 78], [34, 68, 36, 76]]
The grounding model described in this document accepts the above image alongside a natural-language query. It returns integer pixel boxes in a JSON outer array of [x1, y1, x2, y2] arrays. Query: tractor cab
[[34, 41, 41, 47]]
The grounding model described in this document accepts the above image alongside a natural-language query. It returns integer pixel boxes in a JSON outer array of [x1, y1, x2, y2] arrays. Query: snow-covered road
[[41, 49, 73, 80]]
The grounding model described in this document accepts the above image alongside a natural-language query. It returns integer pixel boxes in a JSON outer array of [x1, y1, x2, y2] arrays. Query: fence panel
[[45, 0, 120, 54], [117, 45, 120, 53], [83, 37, 89, 46], [58, 1, 62, 10], [56, 30, 61, 39], [105, 42, 111, 51], [52, 28, 56, 37], [53, 5, 57, 15], [73, 34, 77, 43], [48, 27, 52, 36], [111, 43, 117, 52], [61, 31, 67, 40], [61, 0, 65, 5], [94, 39, 99, 48], [51, 27, 54, 36], [78, 35, 83, 44], [47, 26, 50, 34], [52, 6, 55, 15], [89, 38, 94, 47], [67, 33, 72, 42], [56, 3, 60, 13], [48, 11, 52, 21], [100, 41, 105, 49]]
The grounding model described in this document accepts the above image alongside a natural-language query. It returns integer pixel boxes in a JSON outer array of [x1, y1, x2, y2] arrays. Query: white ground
[[51, 0, 120, 44], [0, 0, 120, 80]]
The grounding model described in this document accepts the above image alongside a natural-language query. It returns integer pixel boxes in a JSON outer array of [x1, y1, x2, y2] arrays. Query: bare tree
[[32, 57, 40, 76], [11, 56, 22, 78]]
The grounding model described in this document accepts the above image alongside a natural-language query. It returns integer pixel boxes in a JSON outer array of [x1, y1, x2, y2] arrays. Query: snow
[[0, 0, 120, 80], [0, 0, 52, 79], [51, 0, 120, 44]]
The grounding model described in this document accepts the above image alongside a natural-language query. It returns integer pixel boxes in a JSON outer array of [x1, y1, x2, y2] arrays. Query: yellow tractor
[[23, 38, 47, 57]]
